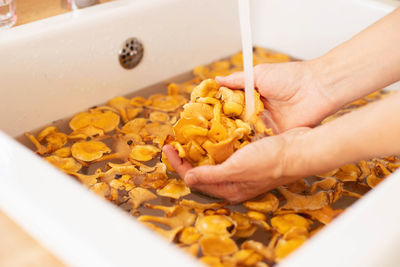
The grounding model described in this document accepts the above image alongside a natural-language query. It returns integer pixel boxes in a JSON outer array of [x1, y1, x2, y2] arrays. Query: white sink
[[0, 0, 399, 266]]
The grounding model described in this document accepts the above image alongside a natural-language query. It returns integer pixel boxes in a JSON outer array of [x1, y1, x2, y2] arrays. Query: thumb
[[216, 64, 268, 90], [216, 72, 245, 89], [184, 163, 234, 186]]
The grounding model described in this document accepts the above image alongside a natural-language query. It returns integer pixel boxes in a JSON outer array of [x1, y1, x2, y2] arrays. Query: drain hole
[[119, 37, 144, 69]]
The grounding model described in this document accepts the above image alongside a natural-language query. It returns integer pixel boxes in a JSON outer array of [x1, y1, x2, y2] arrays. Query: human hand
[[163, 127, 311, 203], [216, 61, 338, 133]]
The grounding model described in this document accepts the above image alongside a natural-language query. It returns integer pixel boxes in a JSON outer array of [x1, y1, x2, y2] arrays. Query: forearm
[[313, 7, 400, 109], [286, 91, 400, 177]]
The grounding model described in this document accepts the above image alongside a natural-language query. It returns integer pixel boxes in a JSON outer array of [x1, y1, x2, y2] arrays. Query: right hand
[[163, 127, 312, 203], [216, 61, 338, 133]]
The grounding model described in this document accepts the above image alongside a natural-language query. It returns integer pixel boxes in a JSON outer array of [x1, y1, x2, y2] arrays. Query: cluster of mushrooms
[[171, 78, 271, 166], [25, 47, 400, 267]]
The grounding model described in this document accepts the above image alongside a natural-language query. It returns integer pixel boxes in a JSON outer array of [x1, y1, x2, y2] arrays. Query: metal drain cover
[[119, 38, 144, 69]]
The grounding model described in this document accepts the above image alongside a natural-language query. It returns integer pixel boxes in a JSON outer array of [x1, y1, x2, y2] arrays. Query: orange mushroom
[[199, 234, 238, 257], [71, 140, 111, 162], [156, 179, 191, 199], [69, 110, 120, 133]]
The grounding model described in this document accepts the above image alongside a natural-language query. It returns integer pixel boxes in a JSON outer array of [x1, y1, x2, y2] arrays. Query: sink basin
[[0, 0, 399, 266]]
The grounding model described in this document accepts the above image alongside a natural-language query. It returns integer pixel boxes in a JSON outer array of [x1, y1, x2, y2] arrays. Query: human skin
[[164, 7, 400, 203]]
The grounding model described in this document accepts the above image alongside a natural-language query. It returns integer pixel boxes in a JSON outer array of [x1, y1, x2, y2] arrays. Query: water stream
[[238, 0, 255, 119]]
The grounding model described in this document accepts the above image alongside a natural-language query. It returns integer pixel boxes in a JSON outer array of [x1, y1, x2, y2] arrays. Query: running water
[[238, 0, 255, 120]]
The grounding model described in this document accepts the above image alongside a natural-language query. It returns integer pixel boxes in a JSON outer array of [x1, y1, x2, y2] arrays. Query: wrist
[[306, 55, 354, 112], [279, 128, 318, 181], [280, 126, 346, 180]]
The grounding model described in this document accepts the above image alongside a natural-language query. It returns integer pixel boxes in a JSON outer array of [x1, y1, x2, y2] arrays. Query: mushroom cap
[[156, 179, 191, 199], [69, 110, 120, 133], [71, 140, 111, 162], [199, 234, 238, 257], [129, 145, 160, 162], [195, 214, 237, 237], [45, 155, 82, 173]]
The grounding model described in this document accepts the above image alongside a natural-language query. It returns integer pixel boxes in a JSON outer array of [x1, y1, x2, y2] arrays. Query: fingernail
[[162, 144, 171, 150], [184, 172, 198, 185]]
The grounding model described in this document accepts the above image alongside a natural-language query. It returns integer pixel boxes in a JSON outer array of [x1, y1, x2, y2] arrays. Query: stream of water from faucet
[[238, 0, 255, 119]]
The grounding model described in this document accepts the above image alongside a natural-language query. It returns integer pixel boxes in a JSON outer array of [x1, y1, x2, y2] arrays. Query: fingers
[[162, 145, 192, 178], [192, 182, 243, 203], [163, 144, 236, 185], [163, 144, 247, 185], [192, 181, 269, 203], [163, 145, 247, 202]]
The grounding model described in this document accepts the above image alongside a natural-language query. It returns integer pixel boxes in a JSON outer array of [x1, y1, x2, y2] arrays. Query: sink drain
[[119, 38, 144, 69]]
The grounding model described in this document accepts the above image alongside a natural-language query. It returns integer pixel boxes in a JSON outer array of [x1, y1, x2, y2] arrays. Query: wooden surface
[[16, 0, 113, 26], [0, 210, 64, 267], [2, 2, 114, 266]]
